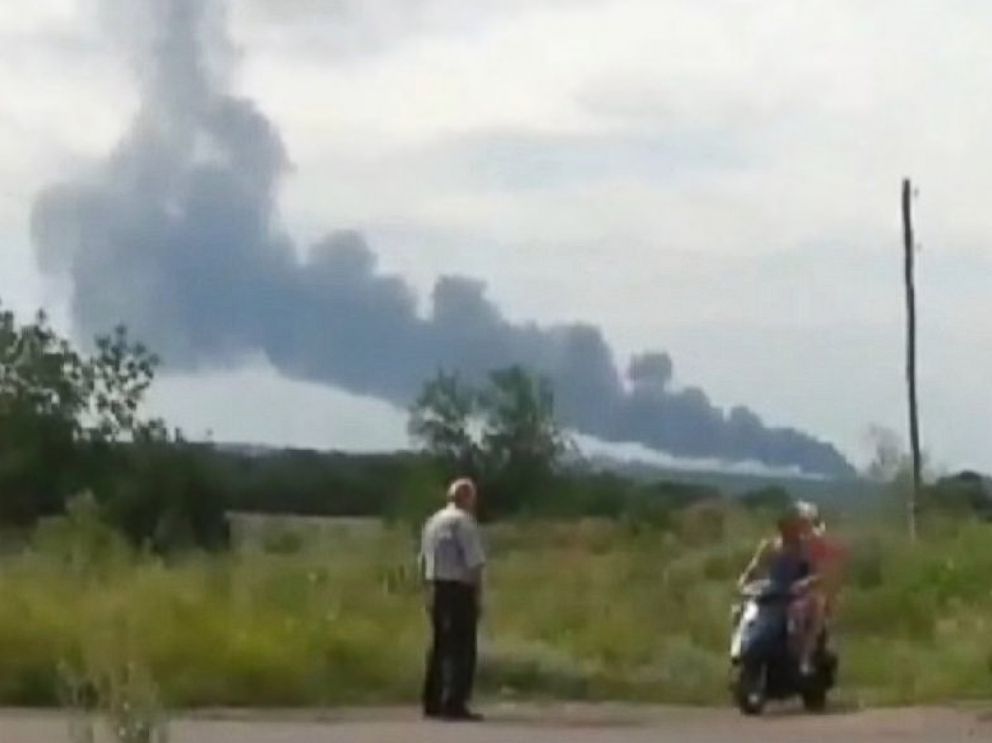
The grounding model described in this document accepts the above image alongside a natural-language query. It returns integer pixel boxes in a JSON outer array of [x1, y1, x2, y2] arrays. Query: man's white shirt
[[420, 504, 486, 584]]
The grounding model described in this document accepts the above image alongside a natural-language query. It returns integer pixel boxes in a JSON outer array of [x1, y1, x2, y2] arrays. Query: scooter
[[729, 579, 837, 715]]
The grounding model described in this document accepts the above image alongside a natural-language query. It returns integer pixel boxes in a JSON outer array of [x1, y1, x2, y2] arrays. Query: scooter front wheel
[[734, 662, 766, 716]]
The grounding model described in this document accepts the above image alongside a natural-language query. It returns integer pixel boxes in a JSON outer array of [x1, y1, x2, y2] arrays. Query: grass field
[[2, 498, 992, 710]]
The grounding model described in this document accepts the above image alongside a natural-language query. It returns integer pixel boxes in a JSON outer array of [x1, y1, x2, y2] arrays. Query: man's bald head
[[446, 477, 478, 513]]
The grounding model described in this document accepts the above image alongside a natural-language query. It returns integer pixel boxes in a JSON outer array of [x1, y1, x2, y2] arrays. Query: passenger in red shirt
[[796, 502, 847, 672]]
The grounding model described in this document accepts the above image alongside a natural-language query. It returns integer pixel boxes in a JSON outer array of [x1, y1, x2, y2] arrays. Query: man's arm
[[817, 537, 848, 598], [738, 539, 772, 588], [418, 521, 434, 612], [791, 572, 821, 595], [417, 520, 429, 581], [469, 565, 484, 616], [457, 517, 486, 612]]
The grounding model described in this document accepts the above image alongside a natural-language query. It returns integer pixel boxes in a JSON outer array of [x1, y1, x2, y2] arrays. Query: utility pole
[[901, 178, 922, 541]]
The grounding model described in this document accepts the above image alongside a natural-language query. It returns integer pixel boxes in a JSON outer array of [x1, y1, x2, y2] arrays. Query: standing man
[[420, 478, 486, 721]]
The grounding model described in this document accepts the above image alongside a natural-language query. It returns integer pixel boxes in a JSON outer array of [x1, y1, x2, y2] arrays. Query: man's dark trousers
[[423, 580, 479, 716]]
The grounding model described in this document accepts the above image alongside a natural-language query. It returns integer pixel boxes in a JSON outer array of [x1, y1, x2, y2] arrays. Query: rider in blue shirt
[[738, 504, 821, 674]]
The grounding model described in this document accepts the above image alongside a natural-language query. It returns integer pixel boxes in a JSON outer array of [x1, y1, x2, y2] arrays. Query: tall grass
[[1, 499, 991, 708]]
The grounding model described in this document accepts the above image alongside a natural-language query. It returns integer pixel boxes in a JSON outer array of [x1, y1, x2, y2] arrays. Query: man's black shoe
[[423, 708, 443, 719]]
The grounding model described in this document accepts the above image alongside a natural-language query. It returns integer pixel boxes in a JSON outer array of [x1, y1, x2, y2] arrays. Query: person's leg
[[801, 593, 827, 673], [462, 588, 479, 707], [787, 596, 806, 651], [798, 591, 824, 676], [422, 583, 449, 716], [787, 595, 813, 673], [446, 584, 480, 716]]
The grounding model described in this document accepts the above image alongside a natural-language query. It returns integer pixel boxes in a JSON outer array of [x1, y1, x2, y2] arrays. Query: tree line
[[1, 299, 988, 552]]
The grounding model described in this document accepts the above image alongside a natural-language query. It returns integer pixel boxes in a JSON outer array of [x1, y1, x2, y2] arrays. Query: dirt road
[[3, 704, 990, 742]]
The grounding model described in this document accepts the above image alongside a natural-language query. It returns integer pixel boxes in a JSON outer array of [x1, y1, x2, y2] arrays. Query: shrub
[[0, 511, 988, 708]]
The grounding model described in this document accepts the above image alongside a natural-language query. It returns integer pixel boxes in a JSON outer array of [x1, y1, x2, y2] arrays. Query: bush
[[922, 472, 992, 520], [479, 639, 594, 699], [101, 443, 230, 552]]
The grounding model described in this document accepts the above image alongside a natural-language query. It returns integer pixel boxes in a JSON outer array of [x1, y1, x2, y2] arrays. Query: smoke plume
[[31, 0, 854, 477]]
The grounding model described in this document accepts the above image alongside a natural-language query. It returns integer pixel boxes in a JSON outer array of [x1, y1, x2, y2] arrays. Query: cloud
[[30, 0, 854, 476], [233, 0, 597, 59]]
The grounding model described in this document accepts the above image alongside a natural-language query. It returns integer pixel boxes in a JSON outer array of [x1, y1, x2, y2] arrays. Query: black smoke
[[31, 0, 854, 478]]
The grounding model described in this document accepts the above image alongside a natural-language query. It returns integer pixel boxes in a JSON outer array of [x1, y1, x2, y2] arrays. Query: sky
[[1, 0, 990, 474]]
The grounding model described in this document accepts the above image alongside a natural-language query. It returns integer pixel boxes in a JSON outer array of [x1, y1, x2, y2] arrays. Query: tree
[[921, 471, 992, 520], [0, 307, 163, 447], [84, 325, 165, 444], [478, 366, 570, 514], [0, 305, 167, 524], [0, 307, 92, 522], [481, 366, 568, 473], [408, 371, 481, 479], [0, 301, 229, 549], [408, 366, 571, 516]]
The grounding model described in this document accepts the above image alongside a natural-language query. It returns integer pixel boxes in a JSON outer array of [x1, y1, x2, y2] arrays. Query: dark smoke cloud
[[31, 0, 854, 477]]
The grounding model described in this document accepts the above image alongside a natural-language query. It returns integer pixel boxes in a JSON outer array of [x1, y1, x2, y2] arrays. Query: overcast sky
[[2, 0, 990, 473]]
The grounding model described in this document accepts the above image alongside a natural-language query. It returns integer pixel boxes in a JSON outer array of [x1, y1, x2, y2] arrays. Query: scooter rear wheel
[[801, 685, 827, 713]]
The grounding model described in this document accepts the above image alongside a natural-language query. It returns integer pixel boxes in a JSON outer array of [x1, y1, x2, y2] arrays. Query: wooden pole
[[902, 178, 922, 541]]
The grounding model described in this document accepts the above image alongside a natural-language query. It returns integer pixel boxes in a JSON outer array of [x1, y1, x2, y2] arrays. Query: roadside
[[2, 704, 990, 743]]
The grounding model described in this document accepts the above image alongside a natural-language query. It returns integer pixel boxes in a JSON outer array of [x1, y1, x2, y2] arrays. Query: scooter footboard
[[736, 605, 788, 665]]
